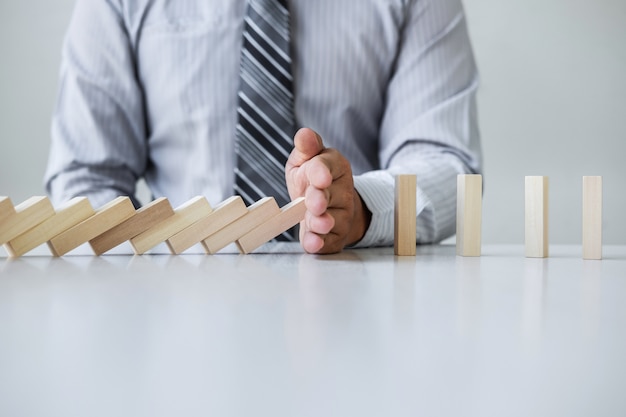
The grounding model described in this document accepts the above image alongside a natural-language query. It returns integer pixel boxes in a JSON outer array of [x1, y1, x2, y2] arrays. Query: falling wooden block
[[202, 197, 280, 254], [167, 196, 248, 255], [4, 197, 94, 258], [89, 197, 175, 255], [394, 175, 417, 256], [236, 197, 305, 254], [48, 196, 135, 256], [456, 174, 482, 257], [525, 176, 549, 258], [0, 196, 55, 245], [130, 196, 212, 255], [582, 176, 602, 260], [0, 196, 15, 224]]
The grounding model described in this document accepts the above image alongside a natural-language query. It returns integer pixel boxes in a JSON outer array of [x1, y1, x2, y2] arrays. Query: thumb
[[286, 127, 325, 169]]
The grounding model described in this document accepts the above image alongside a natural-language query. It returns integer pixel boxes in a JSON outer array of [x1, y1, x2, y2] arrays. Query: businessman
[[45, 0, 482, 253]]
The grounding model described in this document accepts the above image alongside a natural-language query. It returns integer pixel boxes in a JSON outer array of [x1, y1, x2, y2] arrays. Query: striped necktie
[[234, 0, 297, 240]]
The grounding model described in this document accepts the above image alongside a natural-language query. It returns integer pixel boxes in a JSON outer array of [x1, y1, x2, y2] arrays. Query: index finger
[[303, 155, 334, 189], [304, 149, 351, 189]]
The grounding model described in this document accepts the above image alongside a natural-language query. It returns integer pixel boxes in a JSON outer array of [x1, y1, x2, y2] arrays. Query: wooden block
[[0, 196, 55, 245], [130, 196, 212, 255], [167, 196, 247, 255], [88, 197, 175, 255], [0, 196, 15, 224], [48, 197, 135, 256], [525, 176, 549, 258], [236, 197, 305, 254], [394, 175, 417, 256], [202, 197, 280, 254], [582, 176, 602, 260], [456, 174, 483, 257], [4, 197, 94, 258]]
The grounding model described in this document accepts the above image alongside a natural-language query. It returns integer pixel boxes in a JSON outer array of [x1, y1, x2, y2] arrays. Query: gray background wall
[[1, 0, 625, 244]]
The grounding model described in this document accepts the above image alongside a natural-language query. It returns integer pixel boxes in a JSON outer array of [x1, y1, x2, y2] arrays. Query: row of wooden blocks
[[1, 174, 604, 259], [450, 174, 602, 260], [0, 194, 306, 258], [393, 174, 603, 259]]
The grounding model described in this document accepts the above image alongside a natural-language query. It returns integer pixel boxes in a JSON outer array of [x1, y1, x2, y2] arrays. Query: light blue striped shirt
[[45, 0, 482, 247]]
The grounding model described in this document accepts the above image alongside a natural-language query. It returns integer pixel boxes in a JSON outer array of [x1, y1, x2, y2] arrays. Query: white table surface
[[1, 243, 625, 417]]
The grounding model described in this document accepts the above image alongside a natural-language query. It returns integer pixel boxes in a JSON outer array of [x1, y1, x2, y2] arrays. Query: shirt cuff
[[352, 172, 437, 248], [351, 173, 395, 248]]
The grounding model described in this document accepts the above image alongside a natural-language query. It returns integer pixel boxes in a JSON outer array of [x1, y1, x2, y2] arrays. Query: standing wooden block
[[5, 197, 94, 258], [167, 196, 248, 255], [0, 196, 55, 245], [456, 174, 483, 257], [394, 175, 417, 256], [89, 197, 175, 255], [130, 196, 212, 255], [48, 197, 135, 256], [202, 197, 280, 254], [236, 197, 305, 254], [582, 176, 602, 260], [525, 176, 549, 258]]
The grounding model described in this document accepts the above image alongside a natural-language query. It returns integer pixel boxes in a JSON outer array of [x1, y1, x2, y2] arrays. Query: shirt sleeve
[[44, 0, 147, 209], [352, 0, 482, 247]]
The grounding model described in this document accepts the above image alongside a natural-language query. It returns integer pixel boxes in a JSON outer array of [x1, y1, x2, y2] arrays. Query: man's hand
[[285, 128, 371, 254]]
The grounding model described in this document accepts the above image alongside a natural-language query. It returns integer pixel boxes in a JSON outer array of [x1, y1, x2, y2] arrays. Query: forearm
[[350, 0, 481, 248], [44, 0, 147, 209], [46, 163, 141, 209]]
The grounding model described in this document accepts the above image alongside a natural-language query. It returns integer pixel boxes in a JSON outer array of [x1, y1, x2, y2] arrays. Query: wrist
[[347, 189, 372, 246]]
